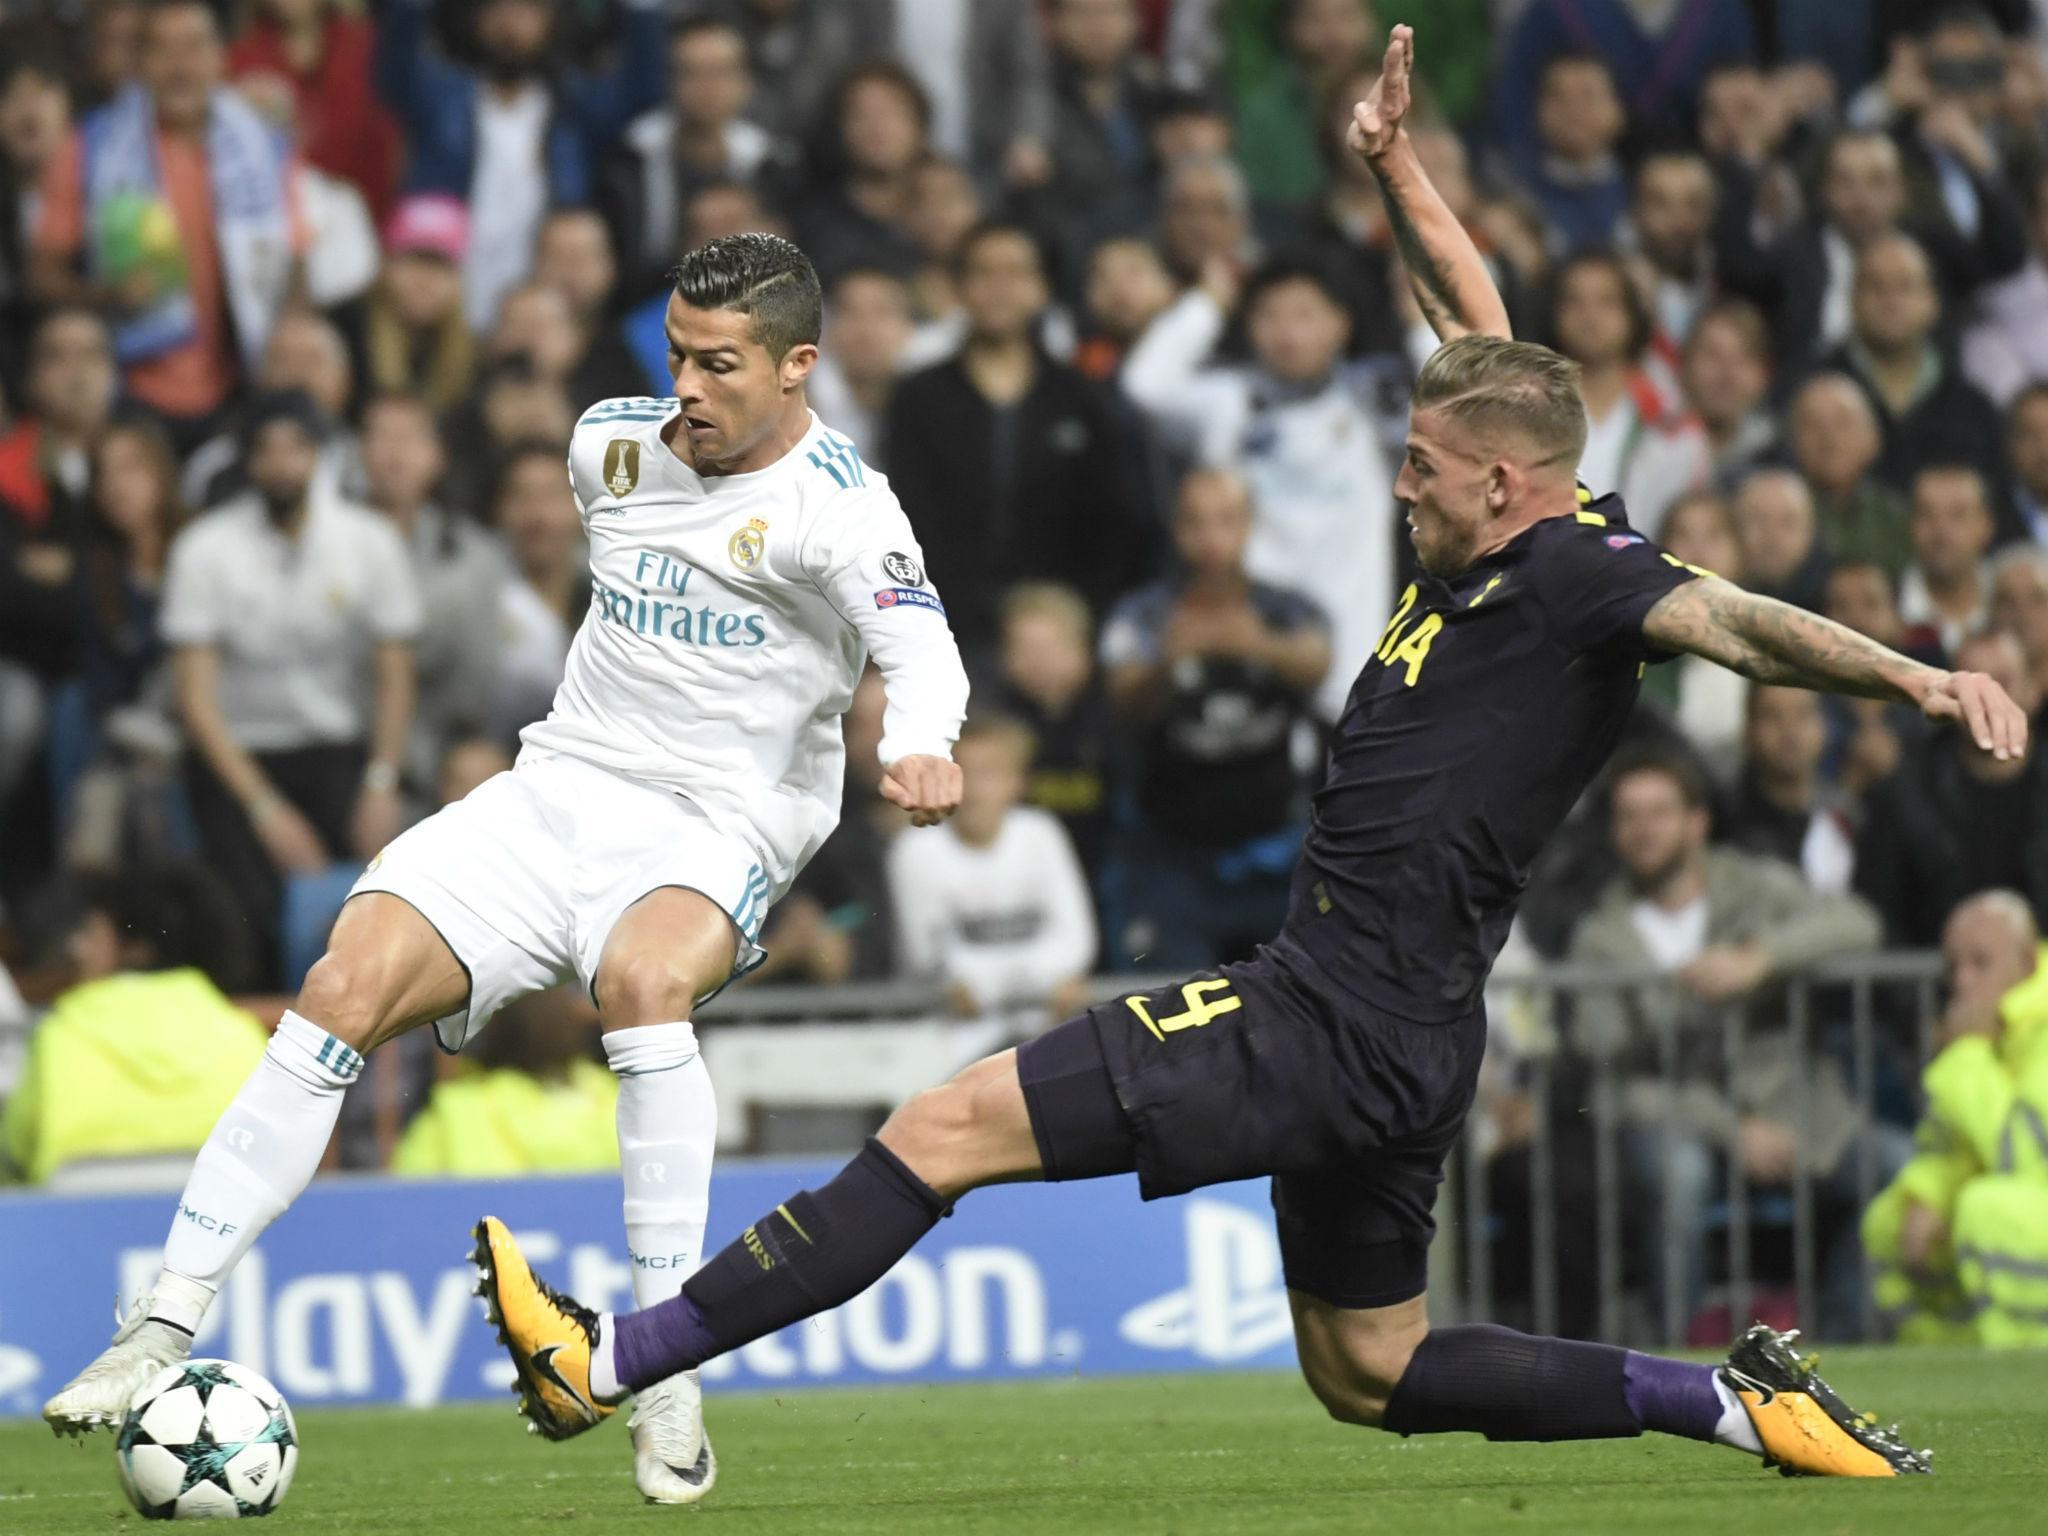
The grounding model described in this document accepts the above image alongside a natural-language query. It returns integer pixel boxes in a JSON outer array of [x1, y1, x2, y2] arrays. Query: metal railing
[[1450, 952, 1942, 1347], [697, 953, 1944, 1346]]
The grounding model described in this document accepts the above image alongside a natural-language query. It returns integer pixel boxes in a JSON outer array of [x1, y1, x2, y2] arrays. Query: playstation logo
[[1117, 1199, 1295, 1363]]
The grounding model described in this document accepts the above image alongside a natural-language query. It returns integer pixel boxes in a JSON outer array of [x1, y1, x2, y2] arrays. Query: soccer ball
[[114, 1360, 298, 1520]]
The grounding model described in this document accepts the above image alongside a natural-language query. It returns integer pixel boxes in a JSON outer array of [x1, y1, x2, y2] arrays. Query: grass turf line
[[4, 1349, 2044, 1534]]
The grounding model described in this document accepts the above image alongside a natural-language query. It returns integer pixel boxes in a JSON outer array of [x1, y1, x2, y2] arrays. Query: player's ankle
[[146, 1271, 216, 1336], [589, 1316, 624, 1404], [1709, 1370, 1764, 1456]]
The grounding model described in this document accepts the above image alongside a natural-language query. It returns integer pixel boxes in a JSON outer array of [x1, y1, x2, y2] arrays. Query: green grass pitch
[[6, 1350, 2044, 1534]]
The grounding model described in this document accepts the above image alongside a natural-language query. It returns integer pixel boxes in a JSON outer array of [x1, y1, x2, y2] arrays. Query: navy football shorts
[[1018, 946, 1486, 1310]]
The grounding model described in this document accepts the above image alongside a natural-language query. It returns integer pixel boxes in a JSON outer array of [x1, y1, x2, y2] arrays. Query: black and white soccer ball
[[115, 1360, 298, 1520]]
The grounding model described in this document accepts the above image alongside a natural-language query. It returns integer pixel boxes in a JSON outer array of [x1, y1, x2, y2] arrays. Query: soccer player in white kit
[[43, 234, 972, 1506]]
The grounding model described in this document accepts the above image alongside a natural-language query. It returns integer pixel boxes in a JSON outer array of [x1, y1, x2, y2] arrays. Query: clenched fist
[[881, 753, 964, 827]]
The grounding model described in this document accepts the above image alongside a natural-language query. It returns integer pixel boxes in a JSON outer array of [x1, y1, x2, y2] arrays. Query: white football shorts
[[349, 753, 773, 1050]]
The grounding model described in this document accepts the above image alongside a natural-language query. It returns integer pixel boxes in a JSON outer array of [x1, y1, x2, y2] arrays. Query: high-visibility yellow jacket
[[1918, 947, 2048, 1186], [1866, 950, 2048, 1342], [390, 1061, 619, 1177], [1, 969, 267, 1184]]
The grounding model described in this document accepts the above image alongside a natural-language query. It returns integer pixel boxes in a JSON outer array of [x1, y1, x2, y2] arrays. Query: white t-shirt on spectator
[[1122, 288, 1398, 721], [1629, 895, 1710, 970], [887, 806, 1097, 1018], [300, 167, 379, 310], [160, 487, 423, 751], [895, 0, 971, 163], [494, 575, 576, 742], [466, 83, 550, 331], [1576, 388, 1708, 541]]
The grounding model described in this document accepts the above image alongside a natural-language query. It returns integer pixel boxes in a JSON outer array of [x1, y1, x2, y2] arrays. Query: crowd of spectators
[[6, 0, 2048, 1343]]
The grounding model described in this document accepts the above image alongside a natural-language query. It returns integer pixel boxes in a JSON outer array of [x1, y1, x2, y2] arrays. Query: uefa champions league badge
[[1605, 533, 1644, 549], [729, 517, 769, 569]]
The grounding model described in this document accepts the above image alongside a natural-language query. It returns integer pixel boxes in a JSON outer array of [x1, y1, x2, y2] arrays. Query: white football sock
[[603, 1023, 717, 1310], [153, 1010, 361, 1332], [1711, 1370, 1765, 1455], [590, 1316, 623, 1403]]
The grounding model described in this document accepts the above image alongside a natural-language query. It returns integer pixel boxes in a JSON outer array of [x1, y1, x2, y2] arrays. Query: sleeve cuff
[[879, 736, 957, 769]]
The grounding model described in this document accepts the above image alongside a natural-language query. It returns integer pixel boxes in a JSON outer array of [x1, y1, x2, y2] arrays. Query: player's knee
[[297, 949, 401, 1053], [882, 1080, 978, 1169], [597, 949, 707, 1029], [1303, 1368, 1384, 1427], [1299, 1325, 1425, 1430], [880, 1063, 1016, 1197]]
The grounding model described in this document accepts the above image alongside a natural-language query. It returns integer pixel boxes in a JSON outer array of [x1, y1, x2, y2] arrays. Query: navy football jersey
[[1278, 493, 1706, 1023]]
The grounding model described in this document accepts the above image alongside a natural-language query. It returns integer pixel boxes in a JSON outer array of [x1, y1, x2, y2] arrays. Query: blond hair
[[1001, 582, 1093, 646], [1411, 335, 1588, 467]]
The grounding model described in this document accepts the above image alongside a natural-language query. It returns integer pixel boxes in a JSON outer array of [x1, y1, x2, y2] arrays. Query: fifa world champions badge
[[604, 439, 641, 498]]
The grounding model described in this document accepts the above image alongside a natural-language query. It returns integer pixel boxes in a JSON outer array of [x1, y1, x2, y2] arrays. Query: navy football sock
[[1620, 1351, 1725, 1442], [611, 1139, 949, 1393], [1381, 1325, 1642, 1441]]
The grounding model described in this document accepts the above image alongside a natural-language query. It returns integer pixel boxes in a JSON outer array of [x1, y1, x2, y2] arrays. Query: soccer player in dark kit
[[474, 27, 2025, 1481]]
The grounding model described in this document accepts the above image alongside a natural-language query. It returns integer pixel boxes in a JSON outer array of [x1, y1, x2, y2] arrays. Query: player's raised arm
[[1641, 577, 2030, 760], [1350, 24, 1511, 343]]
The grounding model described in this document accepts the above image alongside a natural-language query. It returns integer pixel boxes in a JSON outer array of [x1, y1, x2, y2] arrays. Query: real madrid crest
[[603, 438, 641, 498], [729, 516, 769, 569]]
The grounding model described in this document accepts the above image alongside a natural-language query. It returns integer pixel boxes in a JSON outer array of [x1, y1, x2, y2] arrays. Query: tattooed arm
[[1348, 25, 1511, 343], [1642, 576, 2030, 760]]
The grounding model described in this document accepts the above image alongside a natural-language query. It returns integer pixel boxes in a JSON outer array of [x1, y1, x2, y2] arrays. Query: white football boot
[[629, 1370, 717, 1505], [43, 1294, 192, 1436]]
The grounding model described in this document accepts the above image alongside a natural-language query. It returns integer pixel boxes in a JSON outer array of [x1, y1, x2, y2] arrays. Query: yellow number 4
[[1372, 583, 1441, 686], [1126, 978, 1242, 1041]]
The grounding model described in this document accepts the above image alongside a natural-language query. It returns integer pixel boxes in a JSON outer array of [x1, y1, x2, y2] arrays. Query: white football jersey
[[518, 398, 970, 893]]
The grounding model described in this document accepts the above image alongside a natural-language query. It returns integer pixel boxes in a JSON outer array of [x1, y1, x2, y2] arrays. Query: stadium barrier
[[0, 1162, 1301, 1418], [1446, 951, 1944, 1348], [0, 953, 1940, 1416]]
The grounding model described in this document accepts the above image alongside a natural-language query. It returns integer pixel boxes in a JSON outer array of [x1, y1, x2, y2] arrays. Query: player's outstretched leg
[[475, 1021, 1121, 1440], [1293, 1294, 1929, 1478], [43, 895, 466, 1436]]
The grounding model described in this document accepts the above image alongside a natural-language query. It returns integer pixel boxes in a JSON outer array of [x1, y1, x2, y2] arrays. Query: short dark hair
[[241, 387, 325, 453], [1607, 743, 1711, 810], [828, 265, 911, 304], [1539, 48, 1616, 89], [668, 233, 823, 360], [30, 302, 110, 355], [1911, 460, 1991, 512], [1241, 251, 1347, 316], [833, 59, 933, 134], [0, 43, 68, 98], [1826, 555, 1894, 588], [491, 438, 568, 509], [1547, 249, 1653, 362], [1150, 84, 1228, 122], [78, 861, 256, 991], [1684, 295, 1771, 367], [1923, 2, 2003, 41], [950, 219, 1048, 283]]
